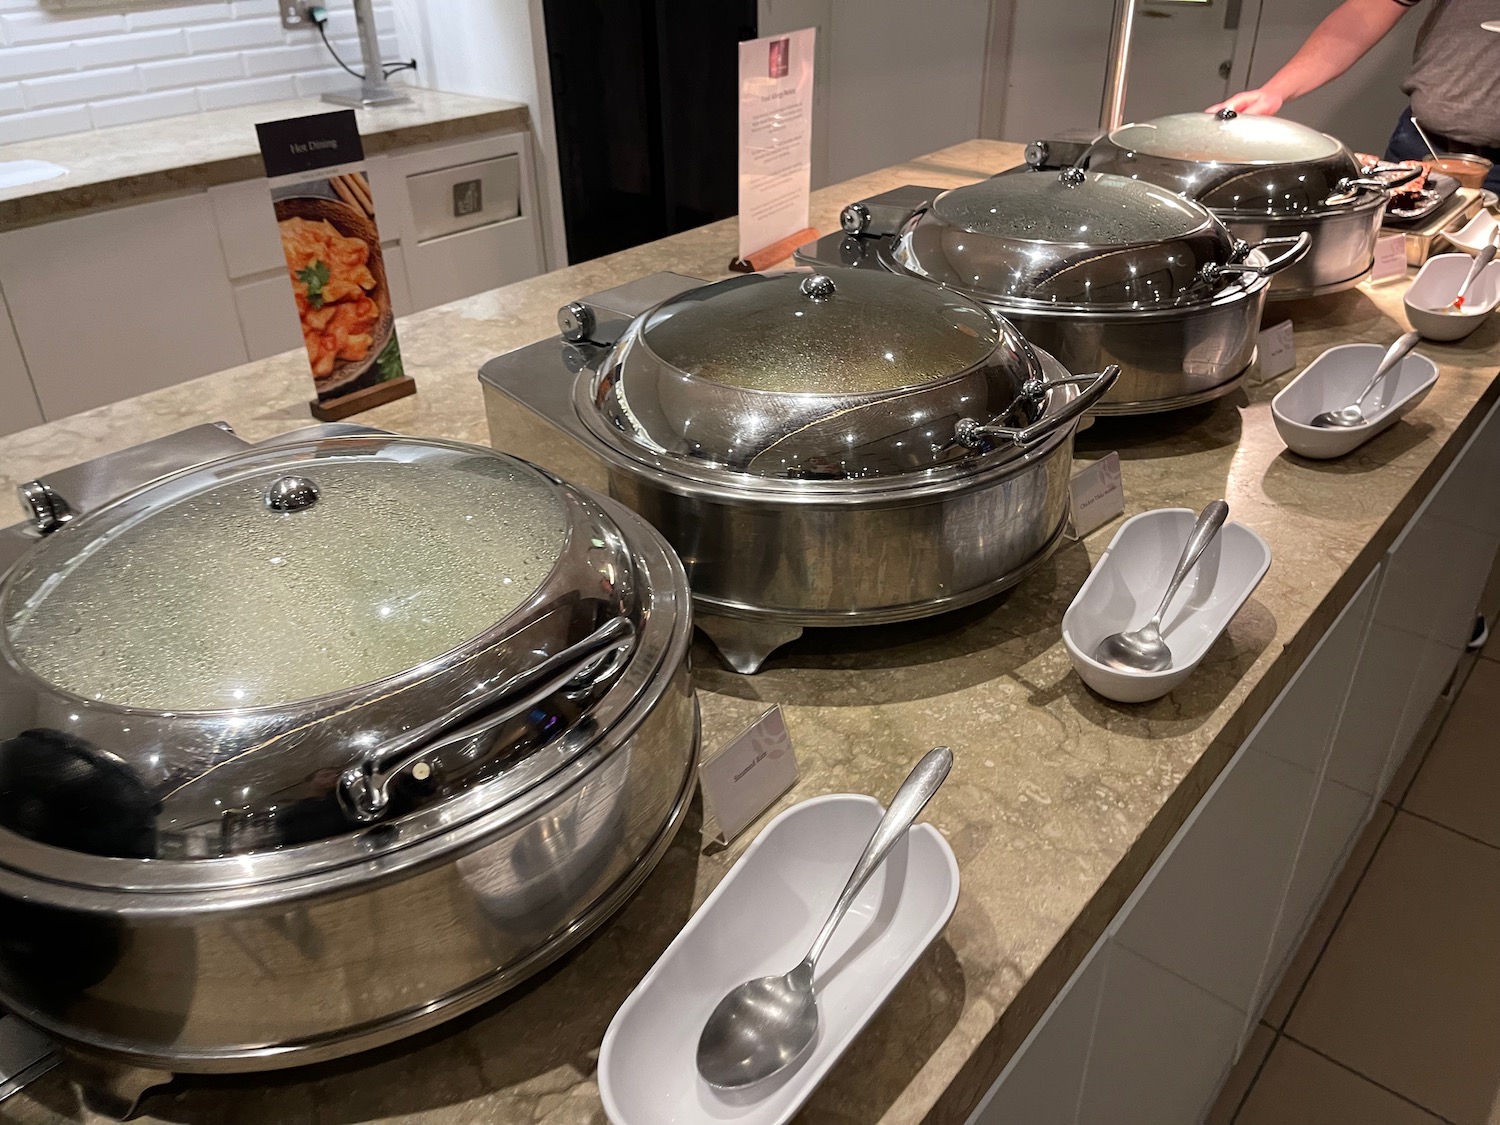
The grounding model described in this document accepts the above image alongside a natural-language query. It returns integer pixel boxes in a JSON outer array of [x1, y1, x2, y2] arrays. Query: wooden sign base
[[309, 375, 417, 421], [729, 226, 820, 273]]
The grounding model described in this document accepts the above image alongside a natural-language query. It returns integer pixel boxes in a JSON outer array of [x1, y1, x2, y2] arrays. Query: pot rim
[[0, 493, 694, 901]]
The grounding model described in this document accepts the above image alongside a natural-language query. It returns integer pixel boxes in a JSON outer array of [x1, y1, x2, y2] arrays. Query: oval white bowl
[[1062, 508, 1272, 704], [1404, 253, 1500, 341], [598, 793, 960, 1125], [1271, 342, 1439, 459]]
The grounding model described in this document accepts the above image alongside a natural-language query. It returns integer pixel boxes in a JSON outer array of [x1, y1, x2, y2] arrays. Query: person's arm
[[1208, 0, 1413, 115]]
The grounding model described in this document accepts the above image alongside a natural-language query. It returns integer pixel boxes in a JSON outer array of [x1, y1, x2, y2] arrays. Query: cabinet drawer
[[407, 154, 521, 243]]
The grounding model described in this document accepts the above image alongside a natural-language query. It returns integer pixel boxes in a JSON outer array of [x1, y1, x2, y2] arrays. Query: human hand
[[1206, 88, 1285, 116]]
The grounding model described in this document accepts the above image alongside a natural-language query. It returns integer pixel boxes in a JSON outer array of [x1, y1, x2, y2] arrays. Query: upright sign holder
[[730, 28, 817, 273], [256, 111, 415, 421]]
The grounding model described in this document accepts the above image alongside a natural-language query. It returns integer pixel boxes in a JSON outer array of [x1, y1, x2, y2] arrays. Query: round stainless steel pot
[[1079, 110, 1419, 299], [569, 268, 1118, 673], [0, 432, 698, 1117], [865, 169, 1309, 413]]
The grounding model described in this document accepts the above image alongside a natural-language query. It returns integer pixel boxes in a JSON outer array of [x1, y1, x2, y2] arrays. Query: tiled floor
[[1207, 637, 1500, 1125]]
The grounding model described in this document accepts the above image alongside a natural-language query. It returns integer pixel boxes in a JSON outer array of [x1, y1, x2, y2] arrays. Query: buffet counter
[[3, 139, 1500, 1125]]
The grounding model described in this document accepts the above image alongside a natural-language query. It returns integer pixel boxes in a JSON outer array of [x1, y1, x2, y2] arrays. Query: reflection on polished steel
[[0, 430, 699, 1116], [1311, 331, 1422, 428], [696, 746, 953, 1089], [1093, 500, 1229, 673]]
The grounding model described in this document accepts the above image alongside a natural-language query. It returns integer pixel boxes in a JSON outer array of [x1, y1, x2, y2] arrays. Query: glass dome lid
[[1097, 110, 1364, 215], [579, 268, 1047, 482], [892, 168, 1242, 309], [0, 433, 648, 865]]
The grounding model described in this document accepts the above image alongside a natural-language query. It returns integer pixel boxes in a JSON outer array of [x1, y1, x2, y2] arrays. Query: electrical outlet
[[279, 1, 315, 30]]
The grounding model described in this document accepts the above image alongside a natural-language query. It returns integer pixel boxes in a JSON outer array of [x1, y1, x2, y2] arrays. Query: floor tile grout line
[[1397, 805, 1500, 855], [1279, 1032, 1461, 1125], [1266, 806, 1398, 1032], [1226, 1024, 1281, 1125]]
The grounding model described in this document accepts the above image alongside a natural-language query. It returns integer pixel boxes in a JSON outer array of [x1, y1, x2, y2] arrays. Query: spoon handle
[[1353, 331, 1422, 410], [1146, 500, 1230, 631], [802, 746, 954, 971], [1454, 241, 1498, 305]]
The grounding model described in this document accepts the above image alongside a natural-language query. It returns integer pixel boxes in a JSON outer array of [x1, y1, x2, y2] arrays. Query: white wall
[[759, 0, 994, 189], [0, 0, 405, 145]]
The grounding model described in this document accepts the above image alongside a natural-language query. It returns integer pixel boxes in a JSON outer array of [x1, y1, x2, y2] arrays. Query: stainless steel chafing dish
[[482, 267, 1117, 674], [1032, 109, 1419, 299], [798, 169, 1309, 414], [0, 424, 696, 1118]]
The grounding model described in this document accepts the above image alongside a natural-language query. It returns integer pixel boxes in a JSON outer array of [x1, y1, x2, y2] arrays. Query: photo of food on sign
[[273, 171, 403, 400]]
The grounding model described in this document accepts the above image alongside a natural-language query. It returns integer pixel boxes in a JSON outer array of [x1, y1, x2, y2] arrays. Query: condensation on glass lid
[[639, 271, 1001, 396], [930, 173, 1210, 244], [3, 457, 568, 711], [1111, 113, 1343, 164]]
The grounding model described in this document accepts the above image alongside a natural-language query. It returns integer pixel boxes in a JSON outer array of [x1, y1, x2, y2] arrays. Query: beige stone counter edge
[[933, 372, 1500, 1122], [0, 95, 530, 231]]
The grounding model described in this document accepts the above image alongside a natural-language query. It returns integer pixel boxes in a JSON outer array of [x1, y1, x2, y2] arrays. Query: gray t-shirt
[[1399, 0, 1500, 146]]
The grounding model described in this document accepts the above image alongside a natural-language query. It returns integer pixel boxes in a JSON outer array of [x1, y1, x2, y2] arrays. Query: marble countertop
[[0, 87, 528, 231], [5, 140, 1500, 1125]]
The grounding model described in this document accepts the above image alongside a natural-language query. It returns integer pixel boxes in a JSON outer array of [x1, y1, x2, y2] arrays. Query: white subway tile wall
[[0, 0, 403, 145]]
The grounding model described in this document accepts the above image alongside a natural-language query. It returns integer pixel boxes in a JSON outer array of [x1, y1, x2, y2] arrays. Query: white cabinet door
[[0, 284, 42, 437], [1077, 945, 1245, 1125], [0, 195, 247, 419], [1258, 571, 1381, 993], [968, 943, 1109, 1125]]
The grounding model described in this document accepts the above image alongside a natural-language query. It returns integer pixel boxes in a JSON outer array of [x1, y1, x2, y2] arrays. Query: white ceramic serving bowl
[[1403, 253, 1500, 341], [1062, 509, 1272, 704], [598, 793, 960, 1125], [1270, 342, 1439, 459], [1444, 209, 1498, 256]]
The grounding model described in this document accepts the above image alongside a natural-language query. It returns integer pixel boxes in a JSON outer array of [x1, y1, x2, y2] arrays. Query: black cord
[[317, 19, 365, 81], [383, 60, 418, 78]]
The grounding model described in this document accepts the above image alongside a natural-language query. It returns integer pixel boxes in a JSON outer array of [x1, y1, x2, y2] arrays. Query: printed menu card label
[[700, 705, 800, 844], [1256, 319, 1298, 381], [1065, 452, 1125, 540], [1370, 232, 1408, 284], [256, 110, 414, 421], [737, 27, 816, 264]]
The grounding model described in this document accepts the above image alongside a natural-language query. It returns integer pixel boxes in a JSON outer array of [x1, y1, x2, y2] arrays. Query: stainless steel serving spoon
[[1092, 500, 1229, 674], [1447, 237, 1498, 312], [695, 745, 954, 1090], [1310, 331, 1421, 428]]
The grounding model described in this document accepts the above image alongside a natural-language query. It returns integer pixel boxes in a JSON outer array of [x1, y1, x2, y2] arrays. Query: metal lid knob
[[1215, 107, 1238, 121], [1058, 166, 1087, 187], [17, 480, 73, 536], [799, 274, 836, 301], [840, 203, 871, 235], [558, 301, 595, 343], [263, 476, 320, 513]]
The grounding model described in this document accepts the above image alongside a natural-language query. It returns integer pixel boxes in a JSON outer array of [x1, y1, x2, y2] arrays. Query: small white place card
[[1369, 232, 1408, 284], [1255, 319, 1297, 381], [1065, 452, 1125, 540], [700, 705, 800, 844]]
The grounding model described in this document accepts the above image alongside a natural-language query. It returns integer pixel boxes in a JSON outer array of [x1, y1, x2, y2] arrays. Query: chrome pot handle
[[338, 615, 638, 823], [955, 364, 1120, 450], [1208, 232, 1313, 281], [1323, 164, 1422, 206]]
